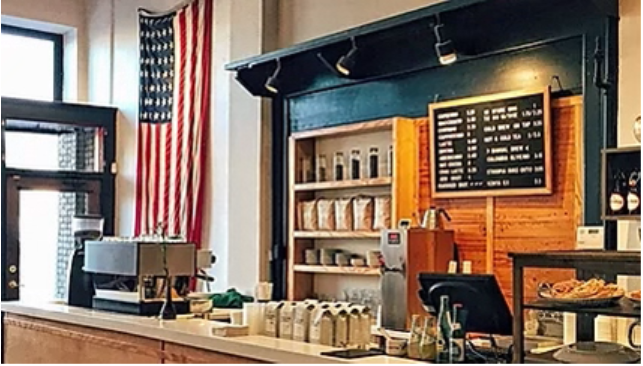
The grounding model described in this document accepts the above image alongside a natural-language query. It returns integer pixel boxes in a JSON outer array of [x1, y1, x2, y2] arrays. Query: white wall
[[2, 0, 88, 101], [278, 0, 443, 47]]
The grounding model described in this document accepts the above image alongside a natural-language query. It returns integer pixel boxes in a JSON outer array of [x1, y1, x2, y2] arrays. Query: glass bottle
[[450, 305, 466, 363], [335, 152, 345, 181], [317, 154, 328, 182], [369, 147, 380, 179], [407, 315, 423, 360], [436, 296, 452, 364], [627, 170, 641, 215], [419, 316, 437, 361], [351, 149, 361, 180], [610, 172, 627, 215], [302, 156, 314, 183]]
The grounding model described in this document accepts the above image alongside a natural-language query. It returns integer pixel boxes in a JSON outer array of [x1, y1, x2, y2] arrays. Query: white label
[[627, 192, 640, 212], [610, 193, 625, 212]]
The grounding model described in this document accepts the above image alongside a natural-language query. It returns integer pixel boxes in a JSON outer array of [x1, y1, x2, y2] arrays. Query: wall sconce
[[265, 59, 282, 94], [336, 38, 359, 76], [433, 22, 457, 65]]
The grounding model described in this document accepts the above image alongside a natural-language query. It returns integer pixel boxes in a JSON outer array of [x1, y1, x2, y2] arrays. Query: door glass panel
[[4, 122, 104, 172], [19, 190, 90, 302]]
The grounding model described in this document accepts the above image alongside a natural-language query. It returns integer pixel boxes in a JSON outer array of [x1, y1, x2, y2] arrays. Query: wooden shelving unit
[[287, 117, 419, 300], [293, 265, 381, 276], [294, 177, 392, 192]]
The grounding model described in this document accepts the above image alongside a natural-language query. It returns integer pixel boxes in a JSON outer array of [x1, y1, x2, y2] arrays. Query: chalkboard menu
[[429, 88, 552, 198]]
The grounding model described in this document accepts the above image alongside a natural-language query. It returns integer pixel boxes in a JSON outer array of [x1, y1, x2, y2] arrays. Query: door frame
[[4, 172, 103, 301], [1, 98, 117, 302]]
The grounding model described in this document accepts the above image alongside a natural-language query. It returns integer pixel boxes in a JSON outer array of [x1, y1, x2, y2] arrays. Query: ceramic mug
[[629, 321, 641, 350]]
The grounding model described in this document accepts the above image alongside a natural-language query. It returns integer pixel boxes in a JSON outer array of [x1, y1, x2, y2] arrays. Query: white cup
[[230, 310, 244, 326], [243, 303, 266, 335], [255, 282, 274, 302]]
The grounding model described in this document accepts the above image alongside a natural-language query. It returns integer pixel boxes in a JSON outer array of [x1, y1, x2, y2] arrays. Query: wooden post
[[486, 197, 495, 274]]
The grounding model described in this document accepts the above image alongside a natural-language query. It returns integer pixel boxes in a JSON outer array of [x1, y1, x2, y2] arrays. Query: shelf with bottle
[[602, 147, 641, 221]]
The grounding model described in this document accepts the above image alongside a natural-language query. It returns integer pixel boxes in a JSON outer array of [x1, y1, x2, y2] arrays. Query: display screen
[[387, 232, 401, 245]]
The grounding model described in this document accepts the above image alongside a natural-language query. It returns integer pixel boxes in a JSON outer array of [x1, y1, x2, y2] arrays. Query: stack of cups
[[242, 282, 274, 336], [243, 303, 266, 335]]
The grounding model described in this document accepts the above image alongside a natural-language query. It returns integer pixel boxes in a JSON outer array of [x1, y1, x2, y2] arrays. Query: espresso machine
[[83, 238, 214, 316], [380, 227, 455, 331], [67, 215, 104, 308]]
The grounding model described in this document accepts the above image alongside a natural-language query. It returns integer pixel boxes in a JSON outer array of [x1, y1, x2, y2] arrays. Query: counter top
[[1, 302, 419, 364]]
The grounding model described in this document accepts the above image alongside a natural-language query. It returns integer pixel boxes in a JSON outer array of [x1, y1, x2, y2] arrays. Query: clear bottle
[[407, 315, 423, 360], [317, 154, 328, 182], [335, 152, 345, 181], [419, 316, 437, 361], [436, 296, 452, 364]]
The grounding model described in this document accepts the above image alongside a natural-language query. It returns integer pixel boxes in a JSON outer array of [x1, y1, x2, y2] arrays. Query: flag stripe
[[192, 0, 212, 244]]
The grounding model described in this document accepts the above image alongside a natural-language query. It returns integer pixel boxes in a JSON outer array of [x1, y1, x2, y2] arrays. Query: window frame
[[1, 24, 64, 101]]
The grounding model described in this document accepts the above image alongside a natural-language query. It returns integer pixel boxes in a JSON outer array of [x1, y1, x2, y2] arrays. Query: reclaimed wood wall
[[417, 96, 583, 303]]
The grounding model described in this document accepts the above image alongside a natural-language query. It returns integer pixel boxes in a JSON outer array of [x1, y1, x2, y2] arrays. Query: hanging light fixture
[[336, 38, 359, 76], [433, 20, 457, 66], [265, 59, 282, 94]]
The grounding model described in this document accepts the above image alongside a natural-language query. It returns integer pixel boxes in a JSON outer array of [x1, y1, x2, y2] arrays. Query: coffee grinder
[[67, 215, 104, 308]]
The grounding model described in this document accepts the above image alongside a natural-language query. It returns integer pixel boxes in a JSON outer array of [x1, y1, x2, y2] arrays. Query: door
[[4, 174, 101, 302]]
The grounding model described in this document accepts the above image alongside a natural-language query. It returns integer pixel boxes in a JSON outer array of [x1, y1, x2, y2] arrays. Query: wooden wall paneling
[[163, 343, 263, 364], [3, 314, 162, 364], [417, 96, 583, 301], [486, 197, 495, 274], [393, 117, 420, 225]]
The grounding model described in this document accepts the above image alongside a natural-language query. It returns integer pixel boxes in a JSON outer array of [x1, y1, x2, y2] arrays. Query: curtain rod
[[138, 0, 195, 18]]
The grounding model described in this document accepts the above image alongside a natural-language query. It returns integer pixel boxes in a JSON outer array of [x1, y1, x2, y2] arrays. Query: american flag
[[135, 0, 212, 248]]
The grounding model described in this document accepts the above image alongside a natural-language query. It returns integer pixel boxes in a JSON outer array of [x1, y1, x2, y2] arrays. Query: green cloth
[[210, 289, 255, 309]]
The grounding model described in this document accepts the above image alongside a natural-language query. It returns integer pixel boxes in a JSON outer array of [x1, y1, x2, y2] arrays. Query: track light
[[336, 38, 359, 76], [265, 59, 282, 94], [433, 23, 457, 65]]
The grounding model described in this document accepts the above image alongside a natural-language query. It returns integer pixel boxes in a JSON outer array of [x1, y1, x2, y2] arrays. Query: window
[[1, 25, 63, 101]]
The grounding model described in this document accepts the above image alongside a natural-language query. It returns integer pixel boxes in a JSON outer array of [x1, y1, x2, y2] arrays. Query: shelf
[[602, 215, 641, 221], [293, 265, 381, 276], [524, 299, 641, 319], [602, 146, 641, 154], [293, 231, 382, 239], [294, 177, 392, 192]]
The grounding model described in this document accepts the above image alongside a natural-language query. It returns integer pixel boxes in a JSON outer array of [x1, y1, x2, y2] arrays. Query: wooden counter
[[1, 302, 419, 364]]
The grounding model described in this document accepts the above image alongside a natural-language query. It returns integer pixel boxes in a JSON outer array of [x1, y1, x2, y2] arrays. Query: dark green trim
[[225, 0, 486, 71]]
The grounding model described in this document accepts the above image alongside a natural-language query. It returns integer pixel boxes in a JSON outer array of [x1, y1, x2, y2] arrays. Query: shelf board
[[602, 146, 641, 154], [602, 215, 641, 221], [294, 177, 392, 192], [524, 299, 641, 319], [293, 265, 381, 276], [293, 231, 382, 239]]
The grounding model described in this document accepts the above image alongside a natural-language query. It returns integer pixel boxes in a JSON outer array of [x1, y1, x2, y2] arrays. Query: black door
[[3, 173, 101, 301]]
